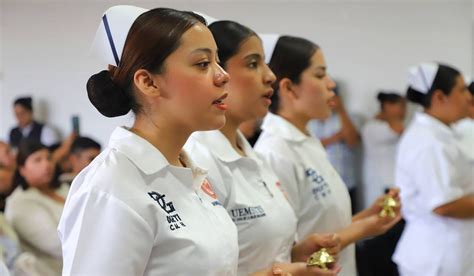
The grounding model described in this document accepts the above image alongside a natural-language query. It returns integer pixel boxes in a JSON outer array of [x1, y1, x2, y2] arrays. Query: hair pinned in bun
[[86, 70, 131, 117]]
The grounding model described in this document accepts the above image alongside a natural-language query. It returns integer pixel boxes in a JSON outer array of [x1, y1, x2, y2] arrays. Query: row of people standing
[[58, 6, 402, 276]]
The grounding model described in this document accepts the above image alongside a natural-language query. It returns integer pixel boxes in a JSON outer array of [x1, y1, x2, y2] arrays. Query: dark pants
[[356, 220, 405, 276]]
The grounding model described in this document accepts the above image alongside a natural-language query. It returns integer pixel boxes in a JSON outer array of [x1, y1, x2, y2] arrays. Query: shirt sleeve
[[7, 200, 62, 259], [41, 125, 60, 146], [59, 190, 154, 276], [415, 144, 466, 211]]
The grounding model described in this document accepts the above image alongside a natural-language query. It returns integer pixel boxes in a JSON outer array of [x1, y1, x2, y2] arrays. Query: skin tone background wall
[[0, 0, 472, 145]]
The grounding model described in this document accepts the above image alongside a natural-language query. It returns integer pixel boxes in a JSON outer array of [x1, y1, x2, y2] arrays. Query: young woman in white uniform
[[185, 21, 341, 276], [254, 35, 401, 276], [393, 62, 474, 276], [58, 6, 239, 275], [362, 92, 406, 209]]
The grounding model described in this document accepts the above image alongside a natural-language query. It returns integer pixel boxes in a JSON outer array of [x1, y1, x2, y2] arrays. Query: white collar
[[261, 113, 309, 142], [414, 112, 455, 139], [108, 127, 207, 178], [189, 130, 263, 165]]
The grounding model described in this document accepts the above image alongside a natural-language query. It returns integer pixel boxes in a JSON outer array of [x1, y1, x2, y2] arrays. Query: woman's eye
[[315, 74, 326, 79], [196, 61, 210, 69], [248, 61, 258, 69]]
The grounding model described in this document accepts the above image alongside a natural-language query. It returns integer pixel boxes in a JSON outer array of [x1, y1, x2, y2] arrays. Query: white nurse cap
[[90, 5, 148, 66], [407, 62, 439, 94], [259, 33, 280, 64]]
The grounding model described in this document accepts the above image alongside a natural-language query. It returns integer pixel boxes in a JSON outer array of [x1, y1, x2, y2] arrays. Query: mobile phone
[[72, 115, 80, 135]]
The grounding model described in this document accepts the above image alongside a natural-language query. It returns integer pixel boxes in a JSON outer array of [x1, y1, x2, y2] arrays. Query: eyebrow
[[244, 53, 262, 60], [191, 48, 213, 55]]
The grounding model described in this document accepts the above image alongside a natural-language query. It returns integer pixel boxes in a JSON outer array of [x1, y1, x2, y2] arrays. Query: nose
[[264, 64, 276, 85], [214, 64, 230, 87], [327, 75, 336, 91]]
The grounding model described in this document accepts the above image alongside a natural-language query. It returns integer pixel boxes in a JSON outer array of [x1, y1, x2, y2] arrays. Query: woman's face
[[444, 75, 472, 123], [384, 99, 406, 120], [14, 105, 33, 128], [19, 149, 54, 189], [292, 49, 336, 120], [154, 23, 230, 131], [224, 35, 276, 123]]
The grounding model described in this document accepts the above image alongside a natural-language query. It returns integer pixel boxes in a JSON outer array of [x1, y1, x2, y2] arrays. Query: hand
[[292, 233, 341, 262], [367, 188, 401, 217], [272, 262, 341, 276], [357, 212, 402, 237]]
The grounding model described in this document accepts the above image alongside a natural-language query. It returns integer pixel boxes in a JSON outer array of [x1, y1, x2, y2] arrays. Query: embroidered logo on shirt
[[305, 168, 332, 200], [229, 206, 266, 223], [148, 191, 175, 214], [201, 179, 218, 199], [148, 191, 186, 231]]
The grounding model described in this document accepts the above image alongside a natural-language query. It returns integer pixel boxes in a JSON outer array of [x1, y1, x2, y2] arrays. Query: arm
[[320, 131, 343, 148], [7, 200, 63, 259], [337, 213, 402, 249], [60, 190, 153, 275], [337, 109, 360, 148], [433, 194, 474, 219], [251, 262, 340, 276], [51, 132, 77, 165]]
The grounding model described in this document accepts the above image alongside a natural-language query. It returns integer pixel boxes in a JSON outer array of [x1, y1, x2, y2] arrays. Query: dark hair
[[377, 91, 403, 110], [14, 97, 33, 112], [407, 64, 461, 108], [13, 140, 59, 190], [208, 20, 257, 68], [70, 137, 101, 155], [268, 36, 319, 113], [87, 8, 206, 117], [468, 81, 474, 95]]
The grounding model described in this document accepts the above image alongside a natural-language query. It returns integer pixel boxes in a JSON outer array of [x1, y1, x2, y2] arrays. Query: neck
[[131, 114, 191, 167], [425, 108, 452, 126], [219, 116, 244, 155], [278, 108, 310, 136]]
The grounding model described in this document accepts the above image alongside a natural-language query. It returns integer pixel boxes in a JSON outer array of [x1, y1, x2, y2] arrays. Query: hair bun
[[377, 92, 387, 102], [86, 70, 131, 117]]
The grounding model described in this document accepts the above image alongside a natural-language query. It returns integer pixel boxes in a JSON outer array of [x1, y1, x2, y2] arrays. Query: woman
[[254, 35, 401, 276], [185, 21, 340, 276], [362, 91, 406, 209], [5, 141, 68, 276], [393, 62, 474, 276], [58, 6, 238, 275]]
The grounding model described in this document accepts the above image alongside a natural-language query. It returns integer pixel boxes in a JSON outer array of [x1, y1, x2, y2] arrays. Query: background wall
[[1, 0, 472, 145]]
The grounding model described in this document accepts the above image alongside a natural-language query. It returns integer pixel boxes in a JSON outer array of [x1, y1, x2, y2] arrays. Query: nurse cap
[[90, 6, 218, 66], [407, 62, 439, 94], [90, 5, 149, 66], [259, 33, 280, 64]]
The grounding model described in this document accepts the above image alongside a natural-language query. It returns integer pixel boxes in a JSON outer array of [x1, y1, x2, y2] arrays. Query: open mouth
[[212, 93, 228, 105], [262, 89, 274, 99]]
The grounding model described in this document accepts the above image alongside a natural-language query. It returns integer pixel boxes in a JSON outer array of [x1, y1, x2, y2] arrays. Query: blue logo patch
[[305, 168, 332, 200]]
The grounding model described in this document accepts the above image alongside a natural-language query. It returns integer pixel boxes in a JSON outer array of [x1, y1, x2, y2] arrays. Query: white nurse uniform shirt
[[185, 130, 297, 276], [393, 112, 474, 276], [361, 119, 401, 208], [254, 113, 355, 276], [58, 127, 239, 276]]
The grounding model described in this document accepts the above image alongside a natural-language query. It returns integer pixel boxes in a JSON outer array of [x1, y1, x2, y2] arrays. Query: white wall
[[1, 0, 472, 145]]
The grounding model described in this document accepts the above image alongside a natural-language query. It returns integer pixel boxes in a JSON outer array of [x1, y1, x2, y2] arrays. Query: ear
[[279, 78, 299, 100], [432, 89, 447, 105], [133, 69, 161, 98]]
